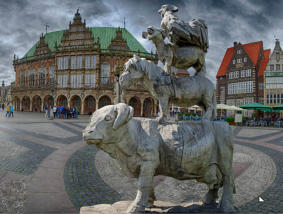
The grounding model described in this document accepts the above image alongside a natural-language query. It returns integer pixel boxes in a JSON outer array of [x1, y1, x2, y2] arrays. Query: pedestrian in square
[[44, 105, 48, 118], [10, 104, 14, 117], [53, 106, 57, 119], [6, 104, 10, 117]]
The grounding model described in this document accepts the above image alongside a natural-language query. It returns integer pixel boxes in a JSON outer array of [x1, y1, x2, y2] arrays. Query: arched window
[[101, 63, 110, 84]]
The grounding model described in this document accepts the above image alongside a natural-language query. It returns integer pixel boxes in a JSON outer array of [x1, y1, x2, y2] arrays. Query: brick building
[[264, 39, 283, 106], [216, 41, 270, 106], [12, 10, 157, 116]]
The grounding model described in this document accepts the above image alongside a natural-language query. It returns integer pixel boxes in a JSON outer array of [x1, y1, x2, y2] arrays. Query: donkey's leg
[[219, 175, 236, 212], [127, 162, 156, 213]]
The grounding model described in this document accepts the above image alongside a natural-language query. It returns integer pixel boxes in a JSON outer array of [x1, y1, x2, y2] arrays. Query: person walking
[[53, 106, 57, 119], [6, 104, 10, 117], [2, 104, 4, 111], [10, 104, 14, 117], [44, 105, 48, 118]]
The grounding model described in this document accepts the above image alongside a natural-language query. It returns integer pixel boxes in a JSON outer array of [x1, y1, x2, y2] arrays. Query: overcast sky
[[1, 0, 283, 85]]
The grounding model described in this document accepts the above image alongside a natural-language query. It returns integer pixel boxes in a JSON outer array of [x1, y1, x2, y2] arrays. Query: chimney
[[233, 42, 237, 47]]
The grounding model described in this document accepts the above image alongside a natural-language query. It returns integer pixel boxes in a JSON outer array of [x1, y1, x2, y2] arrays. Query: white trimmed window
[[235, 71, 239, 78], [237, 58, 242, 63], [237, 50, 241, 54], [241, 70, 245, 78], [232, 59, 235, 64], [70, 56, 82, 69], [85, 73, 96, 88], [246, 69, 251, 77], [244, 57, 247, 62]]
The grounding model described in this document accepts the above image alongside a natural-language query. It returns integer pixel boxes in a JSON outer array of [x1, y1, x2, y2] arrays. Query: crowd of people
[[44, 105, 79, 119]]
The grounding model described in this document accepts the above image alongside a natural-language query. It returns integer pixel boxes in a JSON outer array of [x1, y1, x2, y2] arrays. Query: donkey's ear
[[133, 55, 141, 61]]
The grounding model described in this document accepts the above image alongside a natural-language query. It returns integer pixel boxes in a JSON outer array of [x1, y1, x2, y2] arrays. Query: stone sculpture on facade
[[83, 103, 236, 213], [120, 55, 216, 122]]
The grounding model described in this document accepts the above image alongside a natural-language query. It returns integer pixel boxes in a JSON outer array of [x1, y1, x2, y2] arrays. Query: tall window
[[38, 67, 46, 86], [29, 69, 35, 86], [57, 57, 63, 70], [85, 56, 96, 69], [101, 63, 110, 84], [21, 71, 26, 86], [246, 69, 251, 77], [237, 58, 242, 63], [244, 57, 247, 62], [63, 56, 69, 69], [241, 70, 245, 78], [49, 66, 55, 85], [237, 50, 241, 54], [71, 56, 82, 69], [276, 64, 280, 71], [232, 60, 235, 64], [57, 74, 68, 88], [70, 74, 82, 88], [85, 73, 96, 88]]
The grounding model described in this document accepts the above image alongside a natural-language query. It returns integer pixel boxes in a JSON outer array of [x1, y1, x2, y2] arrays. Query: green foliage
[[225, 117, 235, 122]]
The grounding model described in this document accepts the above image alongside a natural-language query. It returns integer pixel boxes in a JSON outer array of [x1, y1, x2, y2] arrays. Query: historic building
[[0, 81, 12, 108], [216, 41, 270, 106], [12, 10, 158, 116], [264, 39, 283, 106]]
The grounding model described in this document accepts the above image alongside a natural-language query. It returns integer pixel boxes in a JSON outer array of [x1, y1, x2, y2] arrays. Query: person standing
[[6, 104, 10, 117], [2, 104, 4, 111], [10, 104, 14, 117], [53, 106, 57, 119], [48, 106, 51, 118], [44, 105, 48, 118]]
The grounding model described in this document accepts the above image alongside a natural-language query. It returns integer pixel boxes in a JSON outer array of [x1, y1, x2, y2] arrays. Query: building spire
[[274, 38, 282, 52]]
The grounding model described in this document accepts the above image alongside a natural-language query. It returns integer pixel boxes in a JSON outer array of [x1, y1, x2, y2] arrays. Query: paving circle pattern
[[64, 142, 278, 212]]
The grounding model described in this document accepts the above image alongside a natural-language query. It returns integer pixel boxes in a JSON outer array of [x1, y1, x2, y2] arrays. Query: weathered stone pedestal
[[80, 201, 231, 214]]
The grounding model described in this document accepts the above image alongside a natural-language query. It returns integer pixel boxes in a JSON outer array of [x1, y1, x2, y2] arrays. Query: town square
[[0, 0, 283, 213]]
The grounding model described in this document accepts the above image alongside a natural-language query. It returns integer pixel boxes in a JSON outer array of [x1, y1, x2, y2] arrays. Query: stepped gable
[[34, 33, 51, 56], [217, 41, 263, 77], [108, 27, 130, 51]]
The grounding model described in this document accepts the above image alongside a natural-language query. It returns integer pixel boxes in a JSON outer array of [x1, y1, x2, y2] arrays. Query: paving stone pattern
[[64, 145, 122, 210]]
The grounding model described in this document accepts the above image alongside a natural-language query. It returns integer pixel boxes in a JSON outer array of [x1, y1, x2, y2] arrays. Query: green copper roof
[[23, 27, 148, 58]]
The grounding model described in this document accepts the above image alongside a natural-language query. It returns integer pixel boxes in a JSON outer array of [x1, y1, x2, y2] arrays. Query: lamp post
[[114, 71, 120, 104]]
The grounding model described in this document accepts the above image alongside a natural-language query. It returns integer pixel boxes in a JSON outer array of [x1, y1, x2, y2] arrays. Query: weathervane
[[45, 24, 50, 34]]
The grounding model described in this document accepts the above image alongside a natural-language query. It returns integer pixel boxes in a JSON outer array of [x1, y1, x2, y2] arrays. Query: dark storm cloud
[[0, 0, 283, 84]]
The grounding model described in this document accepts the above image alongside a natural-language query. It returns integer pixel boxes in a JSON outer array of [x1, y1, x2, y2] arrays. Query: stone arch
[[143, 97, 154, 117], [44, 95, 54, 108], [56, 95, 68, 107], [84, 95, 96, 114], [14, 96, 21, 111], [129, 96, 141, 117], [98, 95, 111, 108], [22, 96, 30, 111], [32, 95, 42, 112], [70, 95, 82, 113]]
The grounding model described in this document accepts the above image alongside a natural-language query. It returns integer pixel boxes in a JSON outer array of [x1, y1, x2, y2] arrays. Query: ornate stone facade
[[12, 10, 157, 115], [264, 39, 283, 106]]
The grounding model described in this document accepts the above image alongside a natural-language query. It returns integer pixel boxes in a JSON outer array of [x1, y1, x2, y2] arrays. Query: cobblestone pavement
[[0, 112, 282, 213]]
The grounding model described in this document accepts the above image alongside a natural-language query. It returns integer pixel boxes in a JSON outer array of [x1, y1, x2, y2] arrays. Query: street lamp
[[114, 69, 120, 104]]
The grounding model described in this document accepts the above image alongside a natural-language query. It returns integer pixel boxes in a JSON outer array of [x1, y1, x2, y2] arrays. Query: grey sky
[[1, 0, 283, 84]]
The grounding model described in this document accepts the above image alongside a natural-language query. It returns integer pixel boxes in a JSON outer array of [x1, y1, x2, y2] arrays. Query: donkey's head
[[142, 26, 166, 42], [119, 55, 145, 88]]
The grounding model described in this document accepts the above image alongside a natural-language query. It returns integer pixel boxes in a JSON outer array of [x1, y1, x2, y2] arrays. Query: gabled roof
[[258, 49, 271, 77], [217, 41, 263, 77], [216, 47, 234, 77], [242, 41, 262, 66], [23, 27, 148, 58]]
